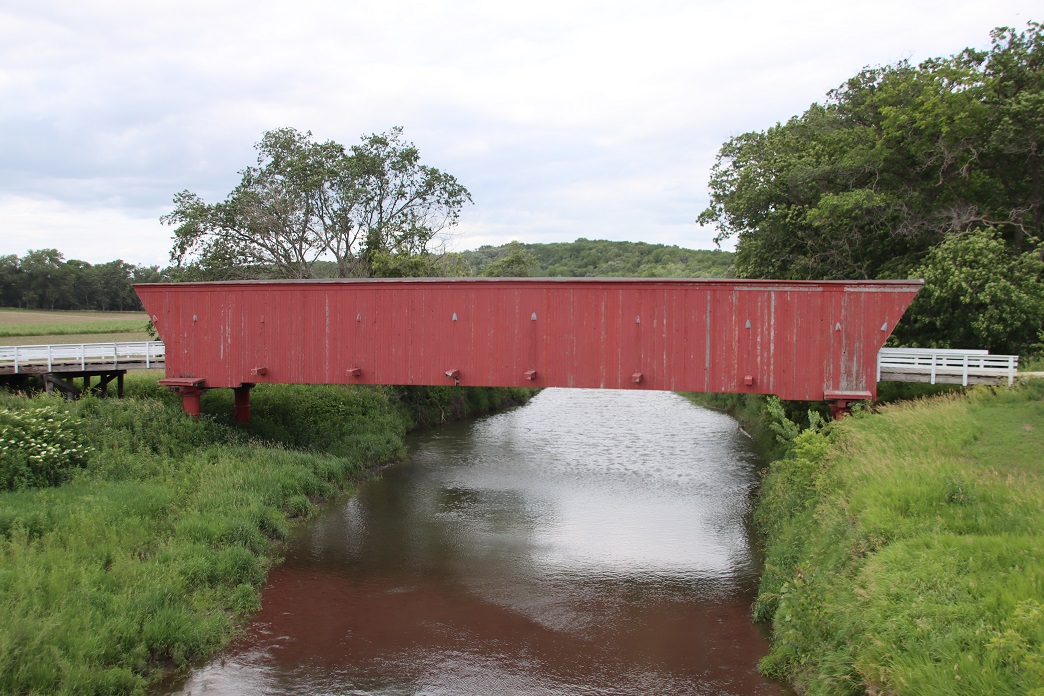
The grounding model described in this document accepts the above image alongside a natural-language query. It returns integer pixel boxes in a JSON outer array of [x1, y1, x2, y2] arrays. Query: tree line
[[461, 239, 734, 278], [0, 250, 165, 312], [0, 238, 734, 314], [699, 21, 1044, 355]]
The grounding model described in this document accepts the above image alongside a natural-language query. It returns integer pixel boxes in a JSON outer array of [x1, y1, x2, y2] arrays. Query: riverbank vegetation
[[754, 380, 1044, 694], [694, 24, 1044, 688], [0, 375, 529, 693]]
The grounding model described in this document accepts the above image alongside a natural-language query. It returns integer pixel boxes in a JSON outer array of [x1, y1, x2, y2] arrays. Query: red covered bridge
[[134, 278, 922, 420]]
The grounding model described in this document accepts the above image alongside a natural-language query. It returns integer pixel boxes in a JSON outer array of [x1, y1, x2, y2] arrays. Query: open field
[[0, 309, 148, 326], [0, 332, 153, 347], [0, 309, 149, 339]]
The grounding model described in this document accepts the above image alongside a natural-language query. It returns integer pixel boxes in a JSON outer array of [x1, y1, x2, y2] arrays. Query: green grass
[[0, 375, 531, 693], [0, 309, 149, 338], [1021, 354, 1044, 373], [0, 332, 153, 346], [0, 321, 149, 338], [754, 380, 1044, 694], [0, 309, 148, 326]]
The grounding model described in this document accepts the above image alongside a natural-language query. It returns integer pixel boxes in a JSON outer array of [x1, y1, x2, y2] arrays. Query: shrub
[[0, 399, 91, 491]]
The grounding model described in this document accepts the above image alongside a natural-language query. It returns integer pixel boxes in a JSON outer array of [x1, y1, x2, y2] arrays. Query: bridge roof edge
[[134, 278, 925, 291]]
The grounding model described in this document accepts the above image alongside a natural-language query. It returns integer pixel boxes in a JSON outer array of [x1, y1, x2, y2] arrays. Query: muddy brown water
[[173, 389, 789, 695]]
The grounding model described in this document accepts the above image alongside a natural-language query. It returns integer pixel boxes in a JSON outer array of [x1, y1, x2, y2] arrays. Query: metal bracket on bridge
[[159, 377, 207, 419], [824, 389, 873, 420]]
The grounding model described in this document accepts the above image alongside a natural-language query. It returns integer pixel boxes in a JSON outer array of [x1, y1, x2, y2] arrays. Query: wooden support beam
[[91, 371, 125, 396], [92, 374, 108, 395], [42, 374, 82, 400]]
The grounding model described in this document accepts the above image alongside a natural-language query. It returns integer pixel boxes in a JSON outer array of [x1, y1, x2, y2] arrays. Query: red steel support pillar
[[159, 378, 207, 419], [824, 390, 873, 421], [829, 400, 850, 420], [234, 384, 253, 422], [181, 389, 202, 419]]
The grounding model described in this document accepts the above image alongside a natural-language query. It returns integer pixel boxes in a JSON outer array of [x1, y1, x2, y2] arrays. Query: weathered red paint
[[136, 278, 921, 410]]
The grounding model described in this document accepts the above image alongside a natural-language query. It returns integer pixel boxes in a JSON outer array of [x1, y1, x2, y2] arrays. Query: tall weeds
[[755, 380, 1044, 694], [0, 375, 530, 693]]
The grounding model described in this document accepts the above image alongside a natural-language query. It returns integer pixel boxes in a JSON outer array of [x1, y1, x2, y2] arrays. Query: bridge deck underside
[[879, 368, 1012, 385], [0, 359, 161, 376]]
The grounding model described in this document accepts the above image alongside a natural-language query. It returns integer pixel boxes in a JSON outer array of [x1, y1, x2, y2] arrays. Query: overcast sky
[[0, 1, 1037, 266]]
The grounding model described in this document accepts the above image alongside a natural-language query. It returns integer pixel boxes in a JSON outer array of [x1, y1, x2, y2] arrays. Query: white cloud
[[0, 0, 1038, 264], [0, 196, 170, 265]]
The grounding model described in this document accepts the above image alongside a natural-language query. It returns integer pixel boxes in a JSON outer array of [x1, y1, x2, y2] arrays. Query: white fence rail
[[0, 341, 165, 373], [878, 347, 1019, 386]]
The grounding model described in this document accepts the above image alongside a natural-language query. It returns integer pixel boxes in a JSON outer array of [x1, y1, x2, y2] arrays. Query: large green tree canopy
[[698, 22, 1043, 281], [697, 22, 1043, 354], [162, 127, 472, 279]]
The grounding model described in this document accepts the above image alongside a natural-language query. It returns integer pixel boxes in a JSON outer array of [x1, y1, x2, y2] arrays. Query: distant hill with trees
[[460, 239, 735, 278], [0, 240, 734, 312]]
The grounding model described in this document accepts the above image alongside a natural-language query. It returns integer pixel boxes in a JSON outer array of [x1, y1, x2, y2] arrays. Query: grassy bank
[[683, 391, 833, 460], [754, 380, 1044, 694], [0, 375, 530, 693]]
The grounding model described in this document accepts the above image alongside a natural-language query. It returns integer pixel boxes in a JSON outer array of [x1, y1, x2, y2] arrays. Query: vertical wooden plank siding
[[135, 278, 921, 402]]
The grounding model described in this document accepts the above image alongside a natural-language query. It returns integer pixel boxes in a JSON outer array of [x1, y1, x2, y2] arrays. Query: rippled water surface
[[175, 389, 786, 695]]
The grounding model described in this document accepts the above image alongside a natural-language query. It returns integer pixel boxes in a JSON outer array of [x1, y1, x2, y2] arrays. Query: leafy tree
[[698, 22, 1043, 281], [0, 255, 24, 307], [981, 24, 1044, 253], [66, 259, 100, 309], [19, 249, 69, 310], [350, 128, 473, 272], [893, 229, 1044, 354], [480, 241, 539, 277], [90, 260, 139, 311], [162, 127, 472, 280]]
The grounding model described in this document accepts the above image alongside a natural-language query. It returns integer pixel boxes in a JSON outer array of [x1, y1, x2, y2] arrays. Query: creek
[[174, 389, 786, 695]]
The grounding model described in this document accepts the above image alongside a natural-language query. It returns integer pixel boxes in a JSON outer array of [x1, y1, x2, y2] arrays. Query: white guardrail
[[877, 347, 1019, 386], [0, 341, 165, 373]]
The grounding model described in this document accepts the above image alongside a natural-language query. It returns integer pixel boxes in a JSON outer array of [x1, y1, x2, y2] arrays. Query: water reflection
[[175, 389, 785, 695]]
